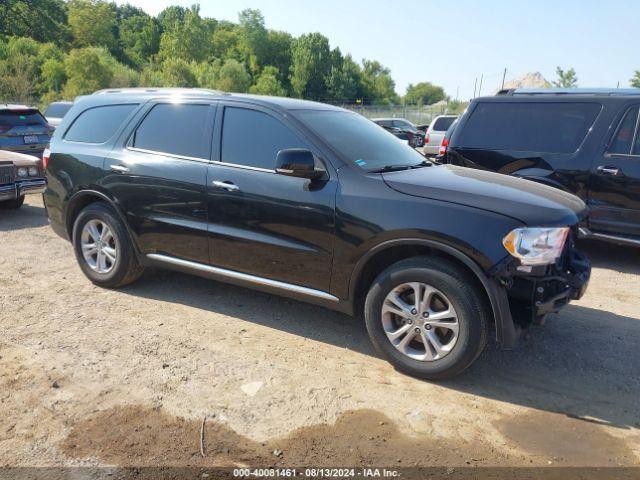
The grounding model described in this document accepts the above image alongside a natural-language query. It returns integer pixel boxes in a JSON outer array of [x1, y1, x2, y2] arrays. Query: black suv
[[372, 118, 425, 148], [446, 88, 640, 247], [43, 88, 590, 379]]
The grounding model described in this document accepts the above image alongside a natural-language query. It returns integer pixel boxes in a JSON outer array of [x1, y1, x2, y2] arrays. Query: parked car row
[[42, 88, 590, 379], [442, 88, 640, 248]]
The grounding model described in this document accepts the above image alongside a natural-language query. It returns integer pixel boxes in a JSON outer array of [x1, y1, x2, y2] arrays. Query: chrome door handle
[[109, 164, 130, 173], [597, 165, 620, 176], [212, 180, 240, 192]]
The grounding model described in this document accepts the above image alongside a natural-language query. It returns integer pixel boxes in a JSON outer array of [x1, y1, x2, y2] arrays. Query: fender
[[65, 188, 143, 257], [349, 238, 519, 348]]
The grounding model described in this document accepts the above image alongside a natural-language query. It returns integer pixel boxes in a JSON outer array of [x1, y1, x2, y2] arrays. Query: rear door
[[589, 105, 640, 237], [103, 101, 215, 264], [205, 102, 337, 292]]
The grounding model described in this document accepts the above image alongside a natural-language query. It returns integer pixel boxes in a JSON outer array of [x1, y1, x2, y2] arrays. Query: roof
[[497, 88, 640, 96], [0, 104, 38, 110], [83, 88, 344, 112]]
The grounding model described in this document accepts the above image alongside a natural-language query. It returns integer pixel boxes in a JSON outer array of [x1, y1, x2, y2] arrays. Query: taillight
[[438, 137, 449, 156], [42, 147, 51, 169], [424, 133, 430, 144]]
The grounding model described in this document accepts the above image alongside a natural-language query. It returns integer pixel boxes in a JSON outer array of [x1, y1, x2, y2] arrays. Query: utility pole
[[478, 74, 484, 96], [501, 68, 507, 89], [473, 77, 477, 98], [455, 86, 459, 102]]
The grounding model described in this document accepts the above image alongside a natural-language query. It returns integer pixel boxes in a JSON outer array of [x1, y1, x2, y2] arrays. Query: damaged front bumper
[[489, 234, 591, 348]]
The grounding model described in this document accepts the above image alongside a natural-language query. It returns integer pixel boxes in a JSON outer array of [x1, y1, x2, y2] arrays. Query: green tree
[[630, 71, 640, 88], [216, 59, 250, 92], [191, 60, 221, 89], [250, 66, 286, 96], [325, 54, 361, 102], [0, 0, 70, 44], [158, 4, 209, 62], [157, 5, 185, 32], [553, 66, 578, 88], [360, 59, 398, 104], [119, 14, 160, 66], [67, 0, 116, 50], [63, 47, 114, 97], [211, 21, 242, 61], [238, 8, 268, 74], [263, 30, 293, 89], [158, 58, 197, 87], [40, 57, 66, 94], [0, 54, 36, 102], [289, 33, 331, 100], [404, 82, 445, 106]]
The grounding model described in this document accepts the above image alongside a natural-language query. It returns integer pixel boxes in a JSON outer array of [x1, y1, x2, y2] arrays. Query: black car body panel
[[446, 89, 640, 244], [44, 89, 591, 349]]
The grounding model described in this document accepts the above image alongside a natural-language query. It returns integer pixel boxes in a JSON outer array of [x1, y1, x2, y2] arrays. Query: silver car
[[422, 115, 458, 156]]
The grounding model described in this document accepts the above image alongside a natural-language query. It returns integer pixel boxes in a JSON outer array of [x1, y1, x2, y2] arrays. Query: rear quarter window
[[457, 102, 601, 154], [64, 104, 138, 144], [432, 116, 456, 131]]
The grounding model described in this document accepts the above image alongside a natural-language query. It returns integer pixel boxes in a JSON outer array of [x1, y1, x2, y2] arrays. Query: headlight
[[28, 166, 38, 176], [502, 227, 569, 266], [17, 167, 28, 177]]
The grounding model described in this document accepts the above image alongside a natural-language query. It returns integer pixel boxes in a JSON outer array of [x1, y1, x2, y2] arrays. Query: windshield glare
[[295, 110, 426, 171]]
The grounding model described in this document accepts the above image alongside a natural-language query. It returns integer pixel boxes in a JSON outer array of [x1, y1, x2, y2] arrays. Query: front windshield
[[295, 110, 426, 171]]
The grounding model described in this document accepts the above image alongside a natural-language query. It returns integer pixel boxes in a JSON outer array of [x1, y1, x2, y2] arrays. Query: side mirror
[[275, 149, 325, 179]]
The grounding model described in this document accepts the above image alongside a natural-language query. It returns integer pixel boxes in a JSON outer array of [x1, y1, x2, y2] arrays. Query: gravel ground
[[1, 195, 639, 468]]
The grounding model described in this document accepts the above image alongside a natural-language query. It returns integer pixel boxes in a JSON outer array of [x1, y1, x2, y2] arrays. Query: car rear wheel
[[0, 195, 25, 209], [72, 202, 144, 288], [364, 256, 490, 380]]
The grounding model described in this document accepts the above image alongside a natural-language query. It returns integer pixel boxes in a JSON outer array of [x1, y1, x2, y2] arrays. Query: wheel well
[[65, 193, 107, 237], [353, 244, 492, 319]]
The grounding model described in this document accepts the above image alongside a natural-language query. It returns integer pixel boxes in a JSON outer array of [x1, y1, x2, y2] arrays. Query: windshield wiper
[[368, 160, 433, 174]]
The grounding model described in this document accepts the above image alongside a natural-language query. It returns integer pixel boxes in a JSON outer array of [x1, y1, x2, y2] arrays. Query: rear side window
[[458, 102, 601, 154], [0, 109, 46, 127], [432, 116, 456, 131], [609, 107, 639, 155], [65, 104, 137, 143], [221, 107, 306, 169], [132, 103, 212, 159]]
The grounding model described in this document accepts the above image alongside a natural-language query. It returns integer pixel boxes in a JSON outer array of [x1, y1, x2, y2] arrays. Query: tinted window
[[609, 107, 639, 155], [44, 103, 72, 118], [295, 110, 426, 171], [457, 102, 600, 154], [432, 116, 457, 131], [133, 103, 211, 158], [221, 107, 306, 169], [0, 109, 46, 127], [65, 104, 137, 143]]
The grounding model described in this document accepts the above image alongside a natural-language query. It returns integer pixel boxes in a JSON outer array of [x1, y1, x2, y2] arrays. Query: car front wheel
[[72, 202, 144, 288], [364, 256, 490, 380]]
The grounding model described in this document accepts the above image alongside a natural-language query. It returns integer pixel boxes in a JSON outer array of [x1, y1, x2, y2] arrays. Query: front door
[[589, 105, 640, 237], [206, 103, 337, 292], [103, 101, 215, 264]]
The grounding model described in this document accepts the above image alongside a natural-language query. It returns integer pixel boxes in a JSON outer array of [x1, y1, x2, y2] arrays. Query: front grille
[[0, 165, 13, 185]]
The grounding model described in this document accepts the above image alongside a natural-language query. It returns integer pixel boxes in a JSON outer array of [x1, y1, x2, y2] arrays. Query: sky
[[116, 0, 639, 100]]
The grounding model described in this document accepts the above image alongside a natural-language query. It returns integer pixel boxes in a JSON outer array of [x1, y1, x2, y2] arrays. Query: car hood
[[0, 149, 40, 167], [382, 164, 587, 226]]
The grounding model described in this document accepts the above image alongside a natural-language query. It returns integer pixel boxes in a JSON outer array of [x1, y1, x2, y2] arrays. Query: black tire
[[364, 256, 490, 380], [0, 195, 25, 209], [72, 202, 144, 288]]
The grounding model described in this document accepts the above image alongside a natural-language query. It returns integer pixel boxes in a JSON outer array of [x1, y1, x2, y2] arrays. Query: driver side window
[[220, 107, 307, 169]]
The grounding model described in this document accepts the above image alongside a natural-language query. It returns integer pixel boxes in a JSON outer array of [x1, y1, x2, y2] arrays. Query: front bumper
[[0, 178, 46, 201], [503, 239, 591, 326]]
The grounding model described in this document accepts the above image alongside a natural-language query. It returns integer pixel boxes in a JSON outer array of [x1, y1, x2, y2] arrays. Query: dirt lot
[[1, 195, 639, 469]]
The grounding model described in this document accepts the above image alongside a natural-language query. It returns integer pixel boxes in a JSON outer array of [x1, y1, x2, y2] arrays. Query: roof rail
[[91, 87, 224, 95], [496, 88, 640, 96]]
